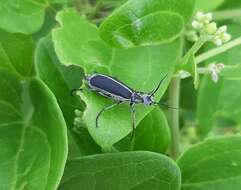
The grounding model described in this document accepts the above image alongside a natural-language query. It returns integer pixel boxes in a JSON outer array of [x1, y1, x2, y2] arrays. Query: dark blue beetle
[[72, 73, 168, 140]]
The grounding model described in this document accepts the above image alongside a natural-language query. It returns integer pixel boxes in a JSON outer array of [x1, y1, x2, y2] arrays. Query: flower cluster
[[208, 63, 225, 83], [189, 12, 231, 46]]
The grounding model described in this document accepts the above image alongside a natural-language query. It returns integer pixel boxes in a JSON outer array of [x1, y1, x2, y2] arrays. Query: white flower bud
[[221, 33, 231, 42], [216, 63, 225, 71], [219, 25, 227, 33], [205, 13, 213, 21], [213, 38, 223, 46], [211, 71, 219, 83], [205, 22, 217, 35], [192, 20, 204, 30], [195, 12, 205, 21]]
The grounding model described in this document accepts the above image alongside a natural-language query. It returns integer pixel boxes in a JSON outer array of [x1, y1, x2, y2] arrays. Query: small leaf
[[53, 9, 182, 148], [99, 0, 195, 48], [59, 151, 181, 190], [177, 136, 241, 190], [0, 69, 68, 190], [0, 29, 34, 77]]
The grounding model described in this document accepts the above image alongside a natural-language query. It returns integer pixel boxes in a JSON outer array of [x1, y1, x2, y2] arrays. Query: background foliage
[[0, 0, 241, 189]]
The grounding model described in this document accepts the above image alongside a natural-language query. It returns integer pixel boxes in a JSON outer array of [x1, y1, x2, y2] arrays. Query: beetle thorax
[[142, 94, 155, 105]]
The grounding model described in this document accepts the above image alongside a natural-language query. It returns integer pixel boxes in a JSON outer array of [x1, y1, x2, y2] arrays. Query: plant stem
[[169, 76, 180, 159], [213, 9, 241, 21], [196, 36, 241, 64]]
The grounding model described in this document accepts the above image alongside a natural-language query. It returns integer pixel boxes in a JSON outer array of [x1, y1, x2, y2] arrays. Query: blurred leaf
[[218, 0, 241, 10], [197, 24, 241, 137], [134, 107, 170, 153], [99, 0, 195, 48], [0, 69, 67, 190], [195, 0, 225, 11], [177, 136, 241, 190], [59, 151, 181, 190], [53, 9, 181, 149], [0, 29, 34, 77], [35, 35, 101, 156]]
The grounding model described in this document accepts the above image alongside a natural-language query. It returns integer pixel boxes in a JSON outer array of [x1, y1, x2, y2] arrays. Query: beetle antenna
[[149, 74, 168, 96], [71, 88, 83, 96], [153, 102, 178, 109]]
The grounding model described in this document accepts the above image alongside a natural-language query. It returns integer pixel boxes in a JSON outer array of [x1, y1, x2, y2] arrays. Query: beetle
[[72, 73, 169, 140]]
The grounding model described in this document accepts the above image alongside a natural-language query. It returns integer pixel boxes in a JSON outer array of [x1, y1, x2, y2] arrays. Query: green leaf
[[99, 0, 195, 48], [134, 107, 170, 153], [35, 35, 83, 126], [197, 24, 241, 137], [53, 9, 182, 148], [0, 69, 68, 190], [195, 0, 225, 11], [35, 35, 101, 156], [177, 136, 241, 190], [0, 29, 34, 77], [59, 151, 181, 190]]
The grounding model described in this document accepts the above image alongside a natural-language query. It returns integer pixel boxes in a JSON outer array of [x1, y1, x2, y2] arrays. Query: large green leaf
[[134, 107, 170, 153], [177, 136, 241, 190], [99, 0, 195, 48], [0, 69, 68, 190], [59, 151, 181, 190], [0, 29, 34, 77], [35, 35, 101, 156], [197, 24, 241, 137], [53, 9, 182, 149]]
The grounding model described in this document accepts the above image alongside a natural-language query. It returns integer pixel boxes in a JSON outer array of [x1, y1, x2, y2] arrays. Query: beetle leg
[[96, 102, 122, 128], [130, 104, 136, 142]]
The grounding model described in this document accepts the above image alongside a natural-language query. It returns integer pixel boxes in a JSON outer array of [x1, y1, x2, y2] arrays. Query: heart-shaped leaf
[[177, 136, 241, 190], [99, 0, 195, 48], [0, 69, 68, 190], [59, 151, 181, 190], [53, 9, 181, 149]]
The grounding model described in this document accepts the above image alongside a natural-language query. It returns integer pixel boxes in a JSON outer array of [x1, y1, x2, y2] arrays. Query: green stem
[[213, 9, 241, 21], [196, 36, 241, 64], [169, 77, 180, 159]]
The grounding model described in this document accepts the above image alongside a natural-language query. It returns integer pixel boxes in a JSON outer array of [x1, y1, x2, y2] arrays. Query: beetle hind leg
[[95, 102, 122, 128]]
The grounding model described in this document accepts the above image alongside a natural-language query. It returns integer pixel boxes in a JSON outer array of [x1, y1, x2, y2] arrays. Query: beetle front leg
[[130, 103, 136, 141]]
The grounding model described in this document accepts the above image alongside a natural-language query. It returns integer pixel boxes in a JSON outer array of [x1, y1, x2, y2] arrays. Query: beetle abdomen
[[86, 74, 133, 99]]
